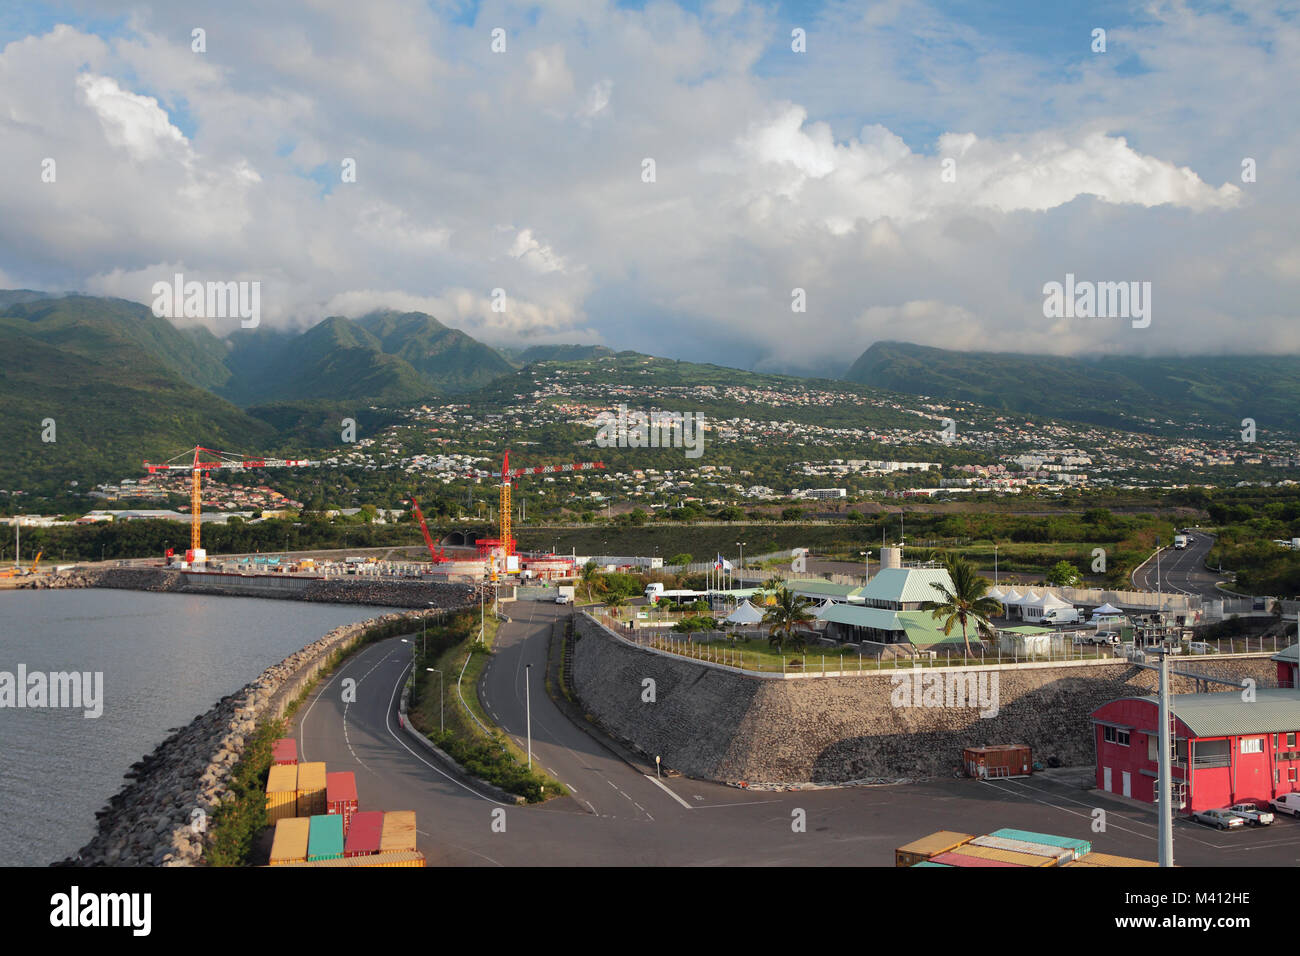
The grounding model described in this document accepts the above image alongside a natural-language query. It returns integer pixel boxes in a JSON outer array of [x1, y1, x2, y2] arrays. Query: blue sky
[[0, 1, 1294, 370]]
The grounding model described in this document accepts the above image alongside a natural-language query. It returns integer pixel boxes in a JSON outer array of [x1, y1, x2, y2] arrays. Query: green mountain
[[0, 297, 277, 491], [354, 310, 515, 392], [844, 341, 1300, 434], [511, 344, 616, 364]]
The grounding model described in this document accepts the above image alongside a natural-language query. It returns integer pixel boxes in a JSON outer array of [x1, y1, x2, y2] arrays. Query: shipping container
[[272, 738, 297, 765], [989, 828, 1091, 858], [296, 761, 327, 816], [307, 814, 345, 861], [963, 744, 1032, 779], [380, 810, 417, 853], [970, 834, 1073, 865], [947, 844, 1053, 867], [326, 771, 359, 835], [344, 811, 384, 858], [894, 831, 975, 867], [1063, 852, 1158, 867], [265, 763, 299, 823], [269, 817, 310, 865], [281, 850, 426, 868], [929, 850, 1021, 867]]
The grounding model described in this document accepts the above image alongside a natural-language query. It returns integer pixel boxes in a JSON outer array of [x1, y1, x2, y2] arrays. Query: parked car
[[1192, 808, 1247, 830], [1073, 631, 1119, 646], [1228, 802, 1274, 826], [1188, 642, 1213, 655], [1270, 793, 1300, 817]]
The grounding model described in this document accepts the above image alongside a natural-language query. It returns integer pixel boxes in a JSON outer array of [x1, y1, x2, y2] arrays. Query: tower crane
[[472, 449, 604, 568], [143, 446, 319, 562]]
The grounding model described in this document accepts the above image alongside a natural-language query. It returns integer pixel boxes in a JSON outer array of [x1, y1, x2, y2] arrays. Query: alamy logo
[[50, 886, 150, 936], [151, 273, 261, 328], [1042, 273, 1150, 328], [595, 404, 705, 459], [0, 665, 103, 718], [890, 667, 999, 718]]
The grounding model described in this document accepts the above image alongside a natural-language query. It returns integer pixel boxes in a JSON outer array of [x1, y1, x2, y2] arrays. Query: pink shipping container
[[344, 811, 383, 858], [326, 772, 359, 835], [272, 738, 297, 766]]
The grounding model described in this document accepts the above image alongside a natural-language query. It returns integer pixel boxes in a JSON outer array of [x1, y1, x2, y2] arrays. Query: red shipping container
[[929, 851, 1020, 867], [272, 738, 297, 766], [344, 811, 383, 858], [327, 771, 359, 835]]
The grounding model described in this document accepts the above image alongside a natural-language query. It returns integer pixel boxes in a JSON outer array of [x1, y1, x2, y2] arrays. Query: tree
[[667, 552, 692, 566], [918, 556, 1003, 658], [581, 560, 598, 601], [763, 587, 815, 652], [1046, 560, 1082, 587], [781, 507, 805, 522]]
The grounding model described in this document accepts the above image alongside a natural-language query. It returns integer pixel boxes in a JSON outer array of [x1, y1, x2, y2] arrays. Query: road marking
[[644, 773, 693, 809]]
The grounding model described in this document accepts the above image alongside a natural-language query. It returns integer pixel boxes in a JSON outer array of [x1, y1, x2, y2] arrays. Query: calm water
[[0, 590, 403, 866]]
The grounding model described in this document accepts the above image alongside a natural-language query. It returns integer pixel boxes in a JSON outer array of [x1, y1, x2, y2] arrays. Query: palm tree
[[580, 560, 597, 602], [763, 587, 815, 652], [919, 556, 1004, 658]]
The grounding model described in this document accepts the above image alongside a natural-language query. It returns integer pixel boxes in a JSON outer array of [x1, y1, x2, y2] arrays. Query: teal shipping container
[[308, 813, 345, 861], [989, 828, 1091, 859]]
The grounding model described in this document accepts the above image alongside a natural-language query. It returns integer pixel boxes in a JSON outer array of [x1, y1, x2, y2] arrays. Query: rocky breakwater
[[54, 608, 438, 867]]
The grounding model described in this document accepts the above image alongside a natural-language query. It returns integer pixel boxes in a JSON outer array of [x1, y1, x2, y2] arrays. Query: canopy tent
[[1000, 588, 1023, 604], [1092, 602, 1124, 616], [986, 586, 1005, 601], [724, 600, 765, 625], [1017, 590, 1042, 606], [1040, 592, 1073, 610]]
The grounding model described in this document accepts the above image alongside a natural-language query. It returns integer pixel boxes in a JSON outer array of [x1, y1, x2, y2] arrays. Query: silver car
[[1192, 808, 1247, 830], [1228, 802, 1274, 826]]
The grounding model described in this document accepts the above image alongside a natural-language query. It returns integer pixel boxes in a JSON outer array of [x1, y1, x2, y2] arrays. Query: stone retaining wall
[[31, 567, 487, 609], [55, 607, 469, 867], [571, 614, 1278, 785]]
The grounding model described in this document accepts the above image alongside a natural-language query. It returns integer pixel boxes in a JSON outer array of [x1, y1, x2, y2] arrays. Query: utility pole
[[525, 663, 532, 770], [1156, 649, 1173, 867]]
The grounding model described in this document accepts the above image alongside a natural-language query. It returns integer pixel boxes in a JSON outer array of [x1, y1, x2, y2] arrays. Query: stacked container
[[296, 761, 327, 816], [894, 831, 974, 867], [929, 850, 1020, 867], [943, 844, 1054, 867], [265, 764, 299, 823], [380, 811, 417, 854], [970, 835, 1072, 866], [269, 817, 310, 866], [344, 811, 383, 858], [307, 814, 345, 862], [326, 771, 359, 835], [272, 738, 298, 765], [989, 828, 1091, 862], [1064, 852, 1159, 867]]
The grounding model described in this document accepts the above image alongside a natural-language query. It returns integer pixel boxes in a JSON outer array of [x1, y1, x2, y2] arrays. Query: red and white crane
[[142, 445, 319, 561]]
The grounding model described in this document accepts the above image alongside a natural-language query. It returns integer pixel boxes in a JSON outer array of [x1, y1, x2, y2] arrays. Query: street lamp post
[[737, 541, 745, 590], [860, 550, 871, 583], [994, 544, 999, 586], [425, 668, 443, 735], [524, 663, 532, 770]]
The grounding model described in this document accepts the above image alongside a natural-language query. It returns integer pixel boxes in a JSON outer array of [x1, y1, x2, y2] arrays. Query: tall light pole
[[737, 541, 745, 589], [860, 550, 871, 583], [994, 544, 999, 587], [1156, 649, 1174, 867], [524, 663, 532, 770], [425, 668, 443, 735]]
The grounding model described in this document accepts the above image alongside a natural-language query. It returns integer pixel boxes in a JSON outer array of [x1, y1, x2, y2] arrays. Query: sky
[[0, 0, 1296, 376]]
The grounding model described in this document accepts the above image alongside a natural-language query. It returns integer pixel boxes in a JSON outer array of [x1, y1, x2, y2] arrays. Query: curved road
[[1130, 530, 1228, 600], [289, 602, 1293, 865]]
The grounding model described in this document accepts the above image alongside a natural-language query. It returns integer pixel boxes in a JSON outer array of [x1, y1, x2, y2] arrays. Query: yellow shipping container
[[269, 817, 311, 866], [380, 810, 417, 853], [296, 761, 327, 816], [948, 844, 1054, 867], [265, 764, 299, 823], [895, 831, 975, 867], [1065, 853, 1159, 867], [282, 850, 426, 868]]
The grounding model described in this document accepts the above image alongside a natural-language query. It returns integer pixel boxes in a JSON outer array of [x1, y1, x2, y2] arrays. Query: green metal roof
[[897, 610, 983, 646], [1000, 625, 1054, 635], [858, 567, 955, 605], [1272, 644, 1298, 663], [1123, 688, 1300, 738], [819, 604, 903, 631], [785, 579, 864, 599]]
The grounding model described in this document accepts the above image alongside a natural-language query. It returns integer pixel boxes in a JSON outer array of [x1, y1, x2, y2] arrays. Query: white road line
[[644, 773, 693, 809]]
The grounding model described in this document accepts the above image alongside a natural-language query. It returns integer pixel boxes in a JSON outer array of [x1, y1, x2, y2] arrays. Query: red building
[[1091, 688, 1300, 813], [1273, 644, 1297, 689]]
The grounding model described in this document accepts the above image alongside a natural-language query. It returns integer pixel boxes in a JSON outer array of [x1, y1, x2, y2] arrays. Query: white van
[[1270, 793, 1300, 817], [1040, 606, 1080, 625]]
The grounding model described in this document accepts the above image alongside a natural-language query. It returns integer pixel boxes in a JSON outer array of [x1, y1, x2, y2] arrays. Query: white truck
[[644, 582, 709, 603], [555, 585, 575, 605], [1173, 534, 1188, 550]]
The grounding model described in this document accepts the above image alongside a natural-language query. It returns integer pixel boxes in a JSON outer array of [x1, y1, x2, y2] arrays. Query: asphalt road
[[1130, 530, 1229, 600], [289, 605, 1300, 866]]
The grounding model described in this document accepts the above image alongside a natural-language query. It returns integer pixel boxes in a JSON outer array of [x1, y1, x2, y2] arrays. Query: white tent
[[1040, 592, 1072, 610], [725, 600, 765, 625], [1092, 602, 1124, 616], [812, 599, 837, 620], [986, 586, 1005, 601], [1018, 590, 1041, 605], [1000, 588, 1023, 604]]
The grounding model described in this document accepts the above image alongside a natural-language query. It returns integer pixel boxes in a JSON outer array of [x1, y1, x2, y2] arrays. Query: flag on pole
[[715, 554, 732, 571]]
